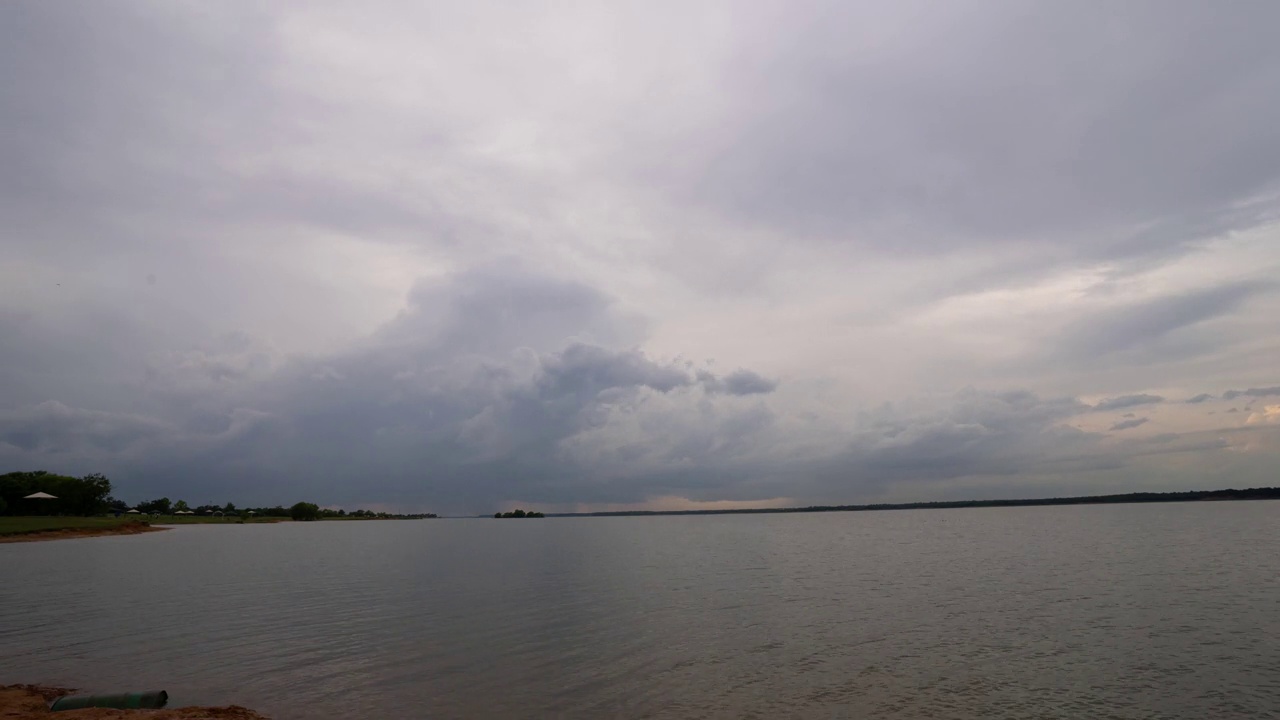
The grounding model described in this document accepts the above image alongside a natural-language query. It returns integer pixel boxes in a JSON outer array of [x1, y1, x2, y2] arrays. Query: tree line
[[0, 471, 113, 516], [494, 509, 545, 518], [562, 487, 1280, 516], [1, 471, 438, 520]]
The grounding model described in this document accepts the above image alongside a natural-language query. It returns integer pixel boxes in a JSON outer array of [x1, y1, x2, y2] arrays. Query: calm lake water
[[3, 503, 1280, 719]]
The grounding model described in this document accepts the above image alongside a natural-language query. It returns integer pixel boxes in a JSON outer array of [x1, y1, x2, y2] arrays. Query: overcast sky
[[2, 1, 1279, 514]]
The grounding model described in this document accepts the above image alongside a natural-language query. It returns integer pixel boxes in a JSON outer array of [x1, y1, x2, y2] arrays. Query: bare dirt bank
[[0, 686, 267, 719]]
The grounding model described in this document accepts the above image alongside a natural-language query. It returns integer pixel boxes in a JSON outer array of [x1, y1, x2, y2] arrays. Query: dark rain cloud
[[0, 401, 171, 455], [1109, 417, 1150, 432], [0, 265, 788, 511], [1222, 386, 1280, 400], [697, 369, 779, 396], [777, 390, 1108, 498], [1056, 282, 1269, 360], [1093, 394, 1165, 412]]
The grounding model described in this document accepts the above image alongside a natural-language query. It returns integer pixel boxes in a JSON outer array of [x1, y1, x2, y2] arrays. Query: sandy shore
[[0, 686, 267, 719], [0, 525, 168, 544]]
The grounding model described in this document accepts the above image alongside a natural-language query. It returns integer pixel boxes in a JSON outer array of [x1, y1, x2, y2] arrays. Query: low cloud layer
[[1110, 418, 1150, 432], [1093, 394, 1165, 412], [1223, 387, 1280, 400]]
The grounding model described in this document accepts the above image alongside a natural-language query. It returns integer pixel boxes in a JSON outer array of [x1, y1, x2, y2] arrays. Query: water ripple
[[3, 505, 1280, 718]]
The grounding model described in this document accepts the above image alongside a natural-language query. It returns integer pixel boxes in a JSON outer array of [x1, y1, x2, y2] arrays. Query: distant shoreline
[[548, 487, 1280, 517], [0, 514, 440, 543]]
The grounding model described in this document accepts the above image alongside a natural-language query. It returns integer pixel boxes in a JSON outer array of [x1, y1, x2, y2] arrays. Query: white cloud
[[1247, 405, 1280, 425]]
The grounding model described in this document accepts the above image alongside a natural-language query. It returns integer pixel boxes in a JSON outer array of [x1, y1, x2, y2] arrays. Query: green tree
[[137, 497, 172, 514], [290, 502, 321, 521], [174, 500, 190, 513], [79, 474, 114, 514], [495, 508, 544, 518], [0, 471, 114, 515]]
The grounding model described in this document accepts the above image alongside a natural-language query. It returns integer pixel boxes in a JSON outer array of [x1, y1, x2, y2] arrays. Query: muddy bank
[[0, 686, 267, 719], [0, 525, 168, 544]]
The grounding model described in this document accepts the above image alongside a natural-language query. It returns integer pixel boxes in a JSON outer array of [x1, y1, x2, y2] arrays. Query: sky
[[2, 1, 1279, 515]]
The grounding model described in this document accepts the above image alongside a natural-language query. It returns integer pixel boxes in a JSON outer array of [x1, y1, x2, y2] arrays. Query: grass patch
[[0, 515, 289, 536], [152, 515, 289, 524], [0, 516, 144, 536]]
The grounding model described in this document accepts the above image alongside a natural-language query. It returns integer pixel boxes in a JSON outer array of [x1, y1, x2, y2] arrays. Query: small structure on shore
[[23, 492, 58, 500]]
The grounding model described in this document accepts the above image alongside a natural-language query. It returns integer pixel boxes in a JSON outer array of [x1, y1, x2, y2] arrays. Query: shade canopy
[[24, 491, 58, 499], [126, 509, 141, 514]]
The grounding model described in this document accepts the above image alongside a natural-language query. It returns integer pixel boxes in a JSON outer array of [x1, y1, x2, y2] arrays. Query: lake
[[3, 503, 1279, 719]]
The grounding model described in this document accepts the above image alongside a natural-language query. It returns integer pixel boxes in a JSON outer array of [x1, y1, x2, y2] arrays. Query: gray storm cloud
[[1222, 387, 1280, 400], [1109, 418, 1150, 432], [2, 1, 1280, 511], [3, 265, 789, 511], [1092, 395, 1165, 412], [697, 369, 779, 396]]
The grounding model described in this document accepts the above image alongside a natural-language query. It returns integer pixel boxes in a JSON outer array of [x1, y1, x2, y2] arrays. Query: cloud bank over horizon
[[2, 1, 1279, 513]]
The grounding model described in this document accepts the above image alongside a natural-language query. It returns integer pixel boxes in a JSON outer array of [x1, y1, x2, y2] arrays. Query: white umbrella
[[126, 509, 141, 514], [24, 491, 58, 500]]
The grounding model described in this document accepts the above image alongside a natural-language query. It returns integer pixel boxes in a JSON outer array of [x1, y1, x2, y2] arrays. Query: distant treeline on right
[[494, 509, 545, 518], [554, 487, 1280, 517]]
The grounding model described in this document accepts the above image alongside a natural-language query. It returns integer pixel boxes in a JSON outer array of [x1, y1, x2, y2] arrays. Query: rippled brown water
[[3, 503, 1280, 719]]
